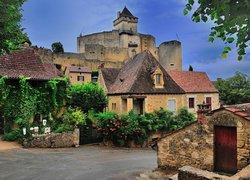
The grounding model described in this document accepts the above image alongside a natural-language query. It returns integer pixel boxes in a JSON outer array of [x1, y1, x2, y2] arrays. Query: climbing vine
[[0, 76, 69, 140]]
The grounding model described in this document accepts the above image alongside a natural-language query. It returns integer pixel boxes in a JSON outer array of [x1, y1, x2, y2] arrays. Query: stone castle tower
[[54, 7, 182, 71], [113, 6, 138, 34]]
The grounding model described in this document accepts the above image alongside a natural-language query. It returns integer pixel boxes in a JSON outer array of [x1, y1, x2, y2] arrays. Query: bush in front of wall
[[96, 107, 196, 147], [96, 112, 149, 146], [54, 107, 86, 133], [2, 129, 22, 141]]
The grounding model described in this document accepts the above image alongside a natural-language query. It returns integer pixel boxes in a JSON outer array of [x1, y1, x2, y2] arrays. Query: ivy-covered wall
[[0, 76, 68, 138]]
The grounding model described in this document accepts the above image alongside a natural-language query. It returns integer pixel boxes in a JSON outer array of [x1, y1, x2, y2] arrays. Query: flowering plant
[[96, 112, 147, 146]]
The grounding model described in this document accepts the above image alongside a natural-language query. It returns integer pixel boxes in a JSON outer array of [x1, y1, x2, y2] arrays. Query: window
[[156, 74, 161, 85], [206, 97, 212, 110], [112, 103, 116, 110], [168, 100, 176, 112], [77, 76, 84, 81], [188, 98, 195, 109], [170, 63, 174, 66]]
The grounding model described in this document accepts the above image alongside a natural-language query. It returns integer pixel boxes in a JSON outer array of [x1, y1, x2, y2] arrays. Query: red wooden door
[[214, 126, 237, 174]]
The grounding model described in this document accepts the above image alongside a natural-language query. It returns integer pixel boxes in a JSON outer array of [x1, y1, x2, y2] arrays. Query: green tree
[[0, 0, 28, 55], [67, 83, 108, 113], [184, 0, 250, 60], [214, 72, 250, 105], [51, 42, 64, 53]]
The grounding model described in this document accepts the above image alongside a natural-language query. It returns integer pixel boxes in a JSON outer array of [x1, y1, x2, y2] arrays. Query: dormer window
[[152, 67, 164, 88], [156, 74, 161, 85]]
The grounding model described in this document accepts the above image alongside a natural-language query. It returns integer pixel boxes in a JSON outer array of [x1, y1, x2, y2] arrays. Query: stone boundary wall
[[157, 122, 214, 171], [178, 165, 250, 180], [23, 129, 79, 148], [158, 110, 250, 172]]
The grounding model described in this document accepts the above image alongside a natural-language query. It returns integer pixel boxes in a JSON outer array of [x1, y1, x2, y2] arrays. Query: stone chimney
[[197, 102, 211, 124]]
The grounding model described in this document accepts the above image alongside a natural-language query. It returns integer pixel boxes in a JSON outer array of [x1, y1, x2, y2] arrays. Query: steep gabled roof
[[0, 48, 62, 80], [119, 6, 138, 19], [100, 68, 120, 92], [105, 51, 185, 95], [167, 70, 218, 93]]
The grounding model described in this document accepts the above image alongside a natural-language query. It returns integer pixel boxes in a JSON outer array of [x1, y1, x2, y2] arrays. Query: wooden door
[[214, 126, 237, 174]]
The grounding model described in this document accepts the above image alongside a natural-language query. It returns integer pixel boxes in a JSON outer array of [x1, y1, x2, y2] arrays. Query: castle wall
[[77, 30, 120, 53], [140, 34, 159, 60], [159, 40, 182, 71], [104, 47, 129, 62], [119, 34, 141, 57], [53, 53, 124, 71]]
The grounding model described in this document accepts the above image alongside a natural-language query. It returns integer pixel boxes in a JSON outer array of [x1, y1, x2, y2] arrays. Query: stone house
[[98, 51, 219, 115], [157, 103, 250, 174], [0, 47, 62, 134], [64, 66, 92, 85]]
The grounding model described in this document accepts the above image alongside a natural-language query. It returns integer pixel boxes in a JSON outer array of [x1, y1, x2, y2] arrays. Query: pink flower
[[118, 117, 121, 121]]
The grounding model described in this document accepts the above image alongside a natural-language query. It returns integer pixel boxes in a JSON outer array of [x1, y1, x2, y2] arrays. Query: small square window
[[77, 76, 84, 81]]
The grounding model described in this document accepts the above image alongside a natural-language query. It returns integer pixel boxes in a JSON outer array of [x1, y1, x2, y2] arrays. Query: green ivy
[[0, 76, 69, 140]]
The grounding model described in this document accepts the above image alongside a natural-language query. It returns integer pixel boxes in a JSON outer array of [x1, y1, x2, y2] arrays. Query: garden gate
[[79, 124, 102, 145]]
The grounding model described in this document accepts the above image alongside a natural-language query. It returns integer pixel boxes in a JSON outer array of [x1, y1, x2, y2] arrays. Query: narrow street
[[0, 144, 157, 180]]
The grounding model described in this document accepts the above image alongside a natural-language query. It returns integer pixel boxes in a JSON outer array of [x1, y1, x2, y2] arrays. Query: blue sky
[[21, 0, 250, 80]]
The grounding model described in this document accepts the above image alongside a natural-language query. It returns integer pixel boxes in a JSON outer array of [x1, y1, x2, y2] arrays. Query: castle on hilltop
[[54, 7, 183, 71]]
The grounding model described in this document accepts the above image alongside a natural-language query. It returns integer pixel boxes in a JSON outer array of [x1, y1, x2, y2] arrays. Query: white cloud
[[187, 51, 250, 80]]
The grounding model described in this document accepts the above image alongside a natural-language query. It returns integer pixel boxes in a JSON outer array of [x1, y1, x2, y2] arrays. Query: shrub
[[53, 108, 86, 133], [62, 107, 86, 127], [176, 107, 196, 127], [96, 112, 148, 146], [94, 107, 196, 147], [67, 83, 108, 113], [51, 42, 64, 53], [54, 124, 73, 133], [2, 129, 22, 141]]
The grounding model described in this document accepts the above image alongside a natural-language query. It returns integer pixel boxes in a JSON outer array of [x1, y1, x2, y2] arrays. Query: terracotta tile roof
[[0, 48, 62, 80], [167, 70, 218, 93], [102, 51, 185, 95], [67, 66, 92, 73], [224, 103, 250, 121]]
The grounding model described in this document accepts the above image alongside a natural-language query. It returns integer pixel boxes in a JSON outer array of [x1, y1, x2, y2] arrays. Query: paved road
[[0, 145, 157, 180]]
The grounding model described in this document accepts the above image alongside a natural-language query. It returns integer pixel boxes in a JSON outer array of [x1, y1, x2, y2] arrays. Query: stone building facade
[[157, 103, 250, 174], [54, 7, 182, 72], [99, 51, 219, 115], [64, 66, 92, 85]]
